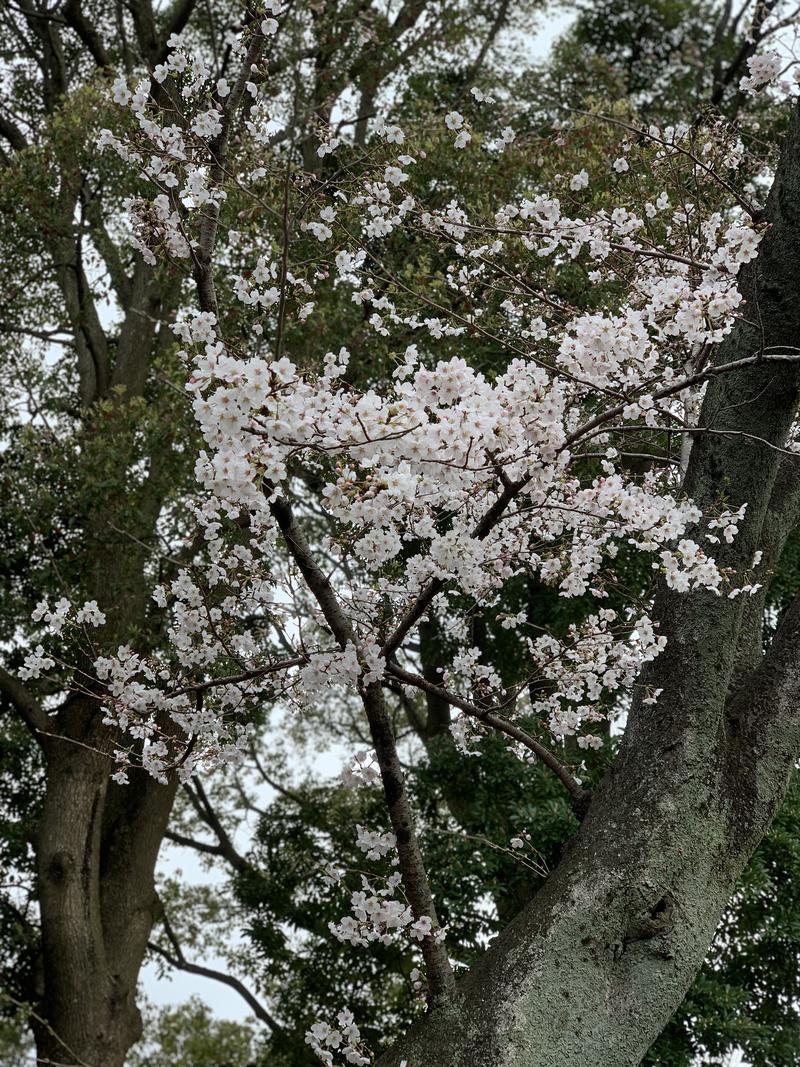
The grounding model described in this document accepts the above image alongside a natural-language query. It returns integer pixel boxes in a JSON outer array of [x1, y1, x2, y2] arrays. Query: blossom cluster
[[305, 1009, 371, 1067], [20, 598, 106, 679], [341, 750, 381, 789], [77, 29, 778, 784], [528, 610, 665, 739], [328, 871, 440, 949]]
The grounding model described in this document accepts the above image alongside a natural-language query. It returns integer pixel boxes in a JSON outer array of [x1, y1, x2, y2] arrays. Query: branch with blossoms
[[268, 492, 456, 1003], [385, 661, 588, 806]]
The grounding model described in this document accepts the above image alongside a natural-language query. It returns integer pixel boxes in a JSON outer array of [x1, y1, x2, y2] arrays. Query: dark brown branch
[[128, 0, 159, 64], [165, 829, 225, 859], [382, 480, 520, 658], [150, 911, 292, 1041], [710, 0, 780, 107], [268, 496, 355, 646], [384, 677, 430, 739], [267, 495, 454, 1003], [54, 223, 111, 405], [249, 744, 304, 804], [194, 23, 267, 317], [62, 0, 110, 68], [152, 941, 288, 1031], [459, 0, 511, 96], [361, 682, 455, 1006], [157, 0, 198, 62], [181, 781, 249, 873], [168, 654, 307, 696], [0, 665, 50, 739], [386, 663, 588, 805], [81, 191, 132, 307], [0, 111, 28, 152], [0, 321, 74, 345]]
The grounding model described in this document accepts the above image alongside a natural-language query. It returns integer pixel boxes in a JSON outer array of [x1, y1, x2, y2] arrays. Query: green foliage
[[235, 783, 424, 1053], [0, 715, 42, 1017], [0, 1013, 34, 1067], [129, 998, 259, 1067], [556, 0, 725, 110]]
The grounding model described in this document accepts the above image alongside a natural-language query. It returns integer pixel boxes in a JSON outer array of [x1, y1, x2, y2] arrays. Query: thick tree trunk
[[379, 104, 800, 1067], [31, 409, 181, 1065], [33, 696, 177, 1067]]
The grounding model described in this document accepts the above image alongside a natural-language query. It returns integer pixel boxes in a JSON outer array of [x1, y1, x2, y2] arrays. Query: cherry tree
[[14, 7, 800, 1066]]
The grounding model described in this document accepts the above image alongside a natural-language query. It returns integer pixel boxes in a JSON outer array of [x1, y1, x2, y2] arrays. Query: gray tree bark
[[378, 101, 800, 1067]]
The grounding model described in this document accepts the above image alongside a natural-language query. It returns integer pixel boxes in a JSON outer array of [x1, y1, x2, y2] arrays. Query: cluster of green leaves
[[128, 998, 259, 1067]]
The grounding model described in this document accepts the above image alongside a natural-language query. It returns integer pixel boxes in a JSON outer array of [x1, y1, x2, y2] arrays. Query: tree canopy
[[2, 3, 800, 1066]]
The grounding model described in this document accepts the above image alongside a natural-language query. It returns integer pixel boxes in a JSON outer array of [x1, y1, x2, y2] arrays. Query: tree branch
[[181, 781, 249, 873], [710, 0, 781, 108], [149, 939, 281, 1027], [268, 496, 355, 646], [62, 0, 110, 68], [362, 682, 455, 1006], [168, 654, 307, 697], [157, 0, 198, 62], [150, 910, 293, 1042], [164, 829, 225, 859], [55, 223, 111, 405], [0, 665, 50, 739], [81, 190, 132, 307], [0, 111, 28, 152], [268, 494, 455, 1003], [194, 21, 267, 318], [386, 662, 588, 807]]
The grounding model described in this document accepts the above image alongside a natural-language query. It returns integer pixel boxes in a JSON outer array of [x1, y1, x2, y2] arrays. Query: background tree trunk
[[34, 695, 177, 1067]]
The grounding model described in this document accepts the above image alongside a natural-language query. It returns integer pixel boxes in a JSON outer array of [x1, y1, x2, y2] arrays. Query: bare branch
[[165, 829, 225, 859], [182, 781, 249, 873], [168, 655, 307, 697], [150, 910, 296, 1043], [62, 0, 111, 68], [267, 494, 455, 1003]]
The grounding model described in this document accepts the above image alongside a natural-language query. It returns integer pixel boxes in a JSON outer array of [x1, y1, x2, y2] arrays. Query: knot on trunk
[[46, 850, 75, 886], [624, 891, 676, 944]]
